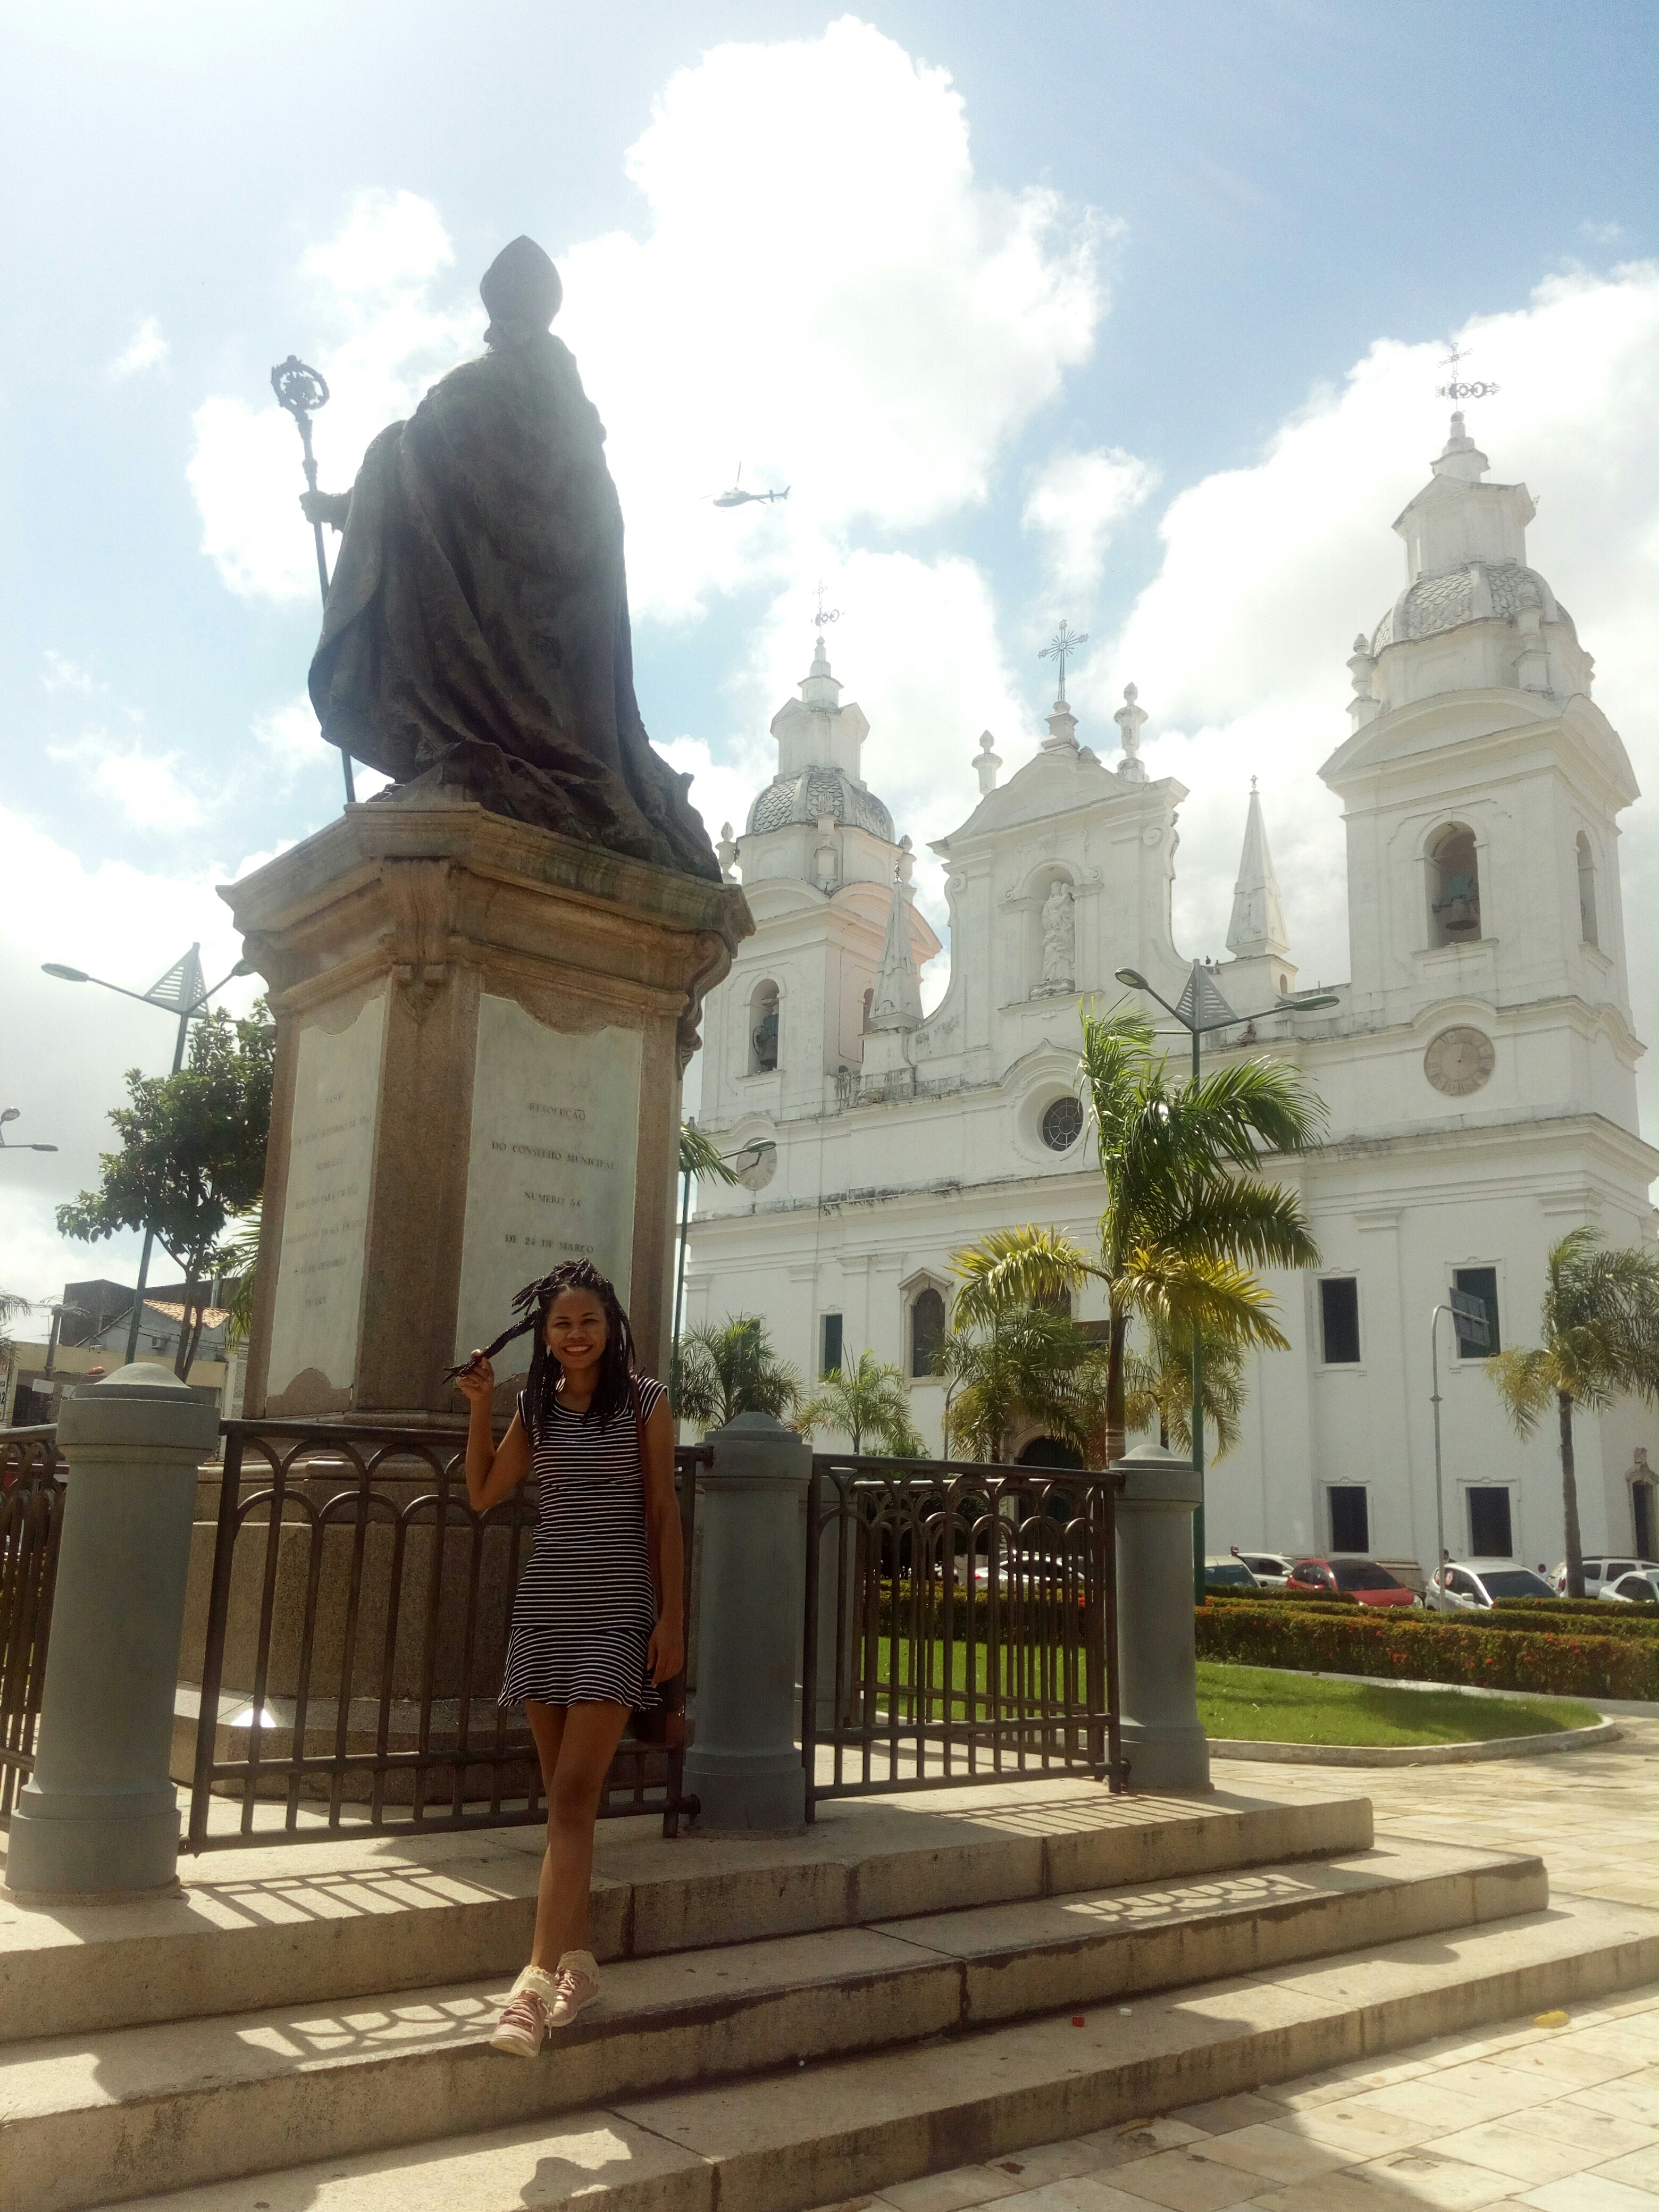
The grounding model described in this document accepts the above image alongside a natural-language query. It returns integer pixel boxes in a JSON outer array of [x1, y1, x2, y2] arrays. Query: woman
[[455, 1258, 684, 2058]]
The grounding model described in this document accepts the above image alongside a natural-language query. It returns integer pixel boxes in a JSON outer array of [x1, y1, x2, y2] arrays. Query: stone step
[[0, 1784, 1370, 2042], [87, 1890, 1659, 2212], [0, 1839, 1545, 2212]]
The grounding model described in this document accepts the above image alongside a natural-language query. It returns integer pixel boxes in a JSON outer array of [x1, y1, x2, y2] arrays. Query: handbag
[[629, 1377, 686, 1750]]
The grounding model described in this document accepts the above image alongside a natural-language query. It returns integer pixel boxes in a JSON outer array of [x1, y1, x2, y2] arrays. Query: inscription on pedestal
[[453, 995, 642, 1370], [266, 994, 385, 1396]]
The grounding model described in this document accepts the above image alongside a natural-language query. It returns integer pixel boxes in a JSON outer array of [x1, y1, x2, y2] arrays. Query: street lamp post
[[671, 1130, 775, 1394], [42, 945, 252, 1367], [1115, 961, 1341, 1604], [1429, 1290, 1489, 1581], [0, 1108, 57, 1154]]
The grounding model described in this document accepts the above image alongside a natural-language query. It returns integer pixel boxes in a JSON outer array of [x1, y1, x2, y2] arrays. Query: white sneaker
[[548, 1949, 601, 2026], [490, 1966, 556, 2057]]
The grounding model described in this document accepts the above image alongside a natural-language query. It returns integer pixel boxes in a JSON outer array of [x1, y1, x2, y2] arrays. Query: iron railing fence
[[0, 1427, 66, 1819], [803, 1454, 1127, 1817], [187, 1419, 707, 1851]]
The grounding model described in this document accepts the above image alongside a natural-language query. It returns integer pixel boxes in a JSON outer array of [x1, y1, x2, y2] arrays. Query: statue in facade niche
[[1040, 878, 1076, 992], [302, 236, 719, 881]]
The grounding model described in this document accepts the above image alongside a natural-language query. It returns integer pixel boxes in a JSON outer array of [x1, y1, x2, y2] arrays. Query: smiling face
[[545, 1287, 608, 1374]]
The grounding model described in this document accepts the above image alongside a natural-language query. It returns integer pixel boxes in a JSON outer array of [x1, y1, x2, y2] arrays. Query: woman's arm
[[456, 1355, 533, 1512], [641, 1393, 685, 1684]]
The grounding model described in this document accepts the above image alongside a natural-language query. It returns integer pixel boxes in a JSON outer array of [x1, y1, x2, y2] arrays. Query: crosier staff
[[271, 354, 356, 804]]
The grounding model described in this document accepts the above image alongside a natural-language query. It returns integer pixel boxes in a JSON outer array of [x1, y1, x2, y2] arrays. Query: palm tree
[[1486, 1227, 1659, 1597], [935, 1304, 1090, 1464], [1125, 1319, 1246, 1460], [673, 1313, 803, 1434], [679, 1121, 743, 1185], [952, 1004, 1324, 1464], [0, 1292, 33, 1368], [799, 1350, 927, 1457]]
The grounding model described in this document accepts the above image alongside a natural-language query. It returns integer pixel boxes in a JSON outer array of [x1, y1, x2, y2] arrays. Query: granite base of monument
[[224, 783, 750, 1422]]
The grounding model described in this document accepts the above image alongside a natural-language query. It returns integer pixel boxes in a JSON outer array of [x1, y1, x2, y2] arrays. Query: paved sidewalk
[[814, 1719, 1659, 2211]]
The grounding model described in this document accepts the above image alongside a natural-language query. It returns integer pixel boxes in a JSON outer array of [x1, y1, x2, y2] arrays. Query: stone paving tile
[[1590, 2138, 1659, 2190], [1097, 2149, 1264, 2210], [1516, 2179, 1658, 2210], [1354, 2148, 1519, 2209]]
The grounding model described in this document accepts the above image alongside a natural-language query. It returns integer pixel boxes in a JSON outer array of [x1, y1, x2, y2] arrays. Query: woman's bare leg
[[523, 1699, 631, 1970]]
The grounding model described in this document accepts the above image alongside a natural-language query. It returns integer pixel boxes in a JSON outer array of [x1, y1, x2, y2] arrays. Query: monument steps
[[0, 1789, 1368, 2043], [2, 1836, 1624, 2212]]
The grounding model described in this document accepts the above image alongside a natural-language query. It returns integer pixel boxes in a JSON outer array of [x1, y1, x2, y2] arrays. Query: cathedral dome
[[745, 764, 894, 841], [1370, 560, 1570, 655]]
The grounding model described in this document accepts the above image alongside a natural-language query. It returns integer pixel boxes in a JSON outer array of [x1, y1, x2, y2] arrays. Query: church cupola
[[743, 634, 895, 848]]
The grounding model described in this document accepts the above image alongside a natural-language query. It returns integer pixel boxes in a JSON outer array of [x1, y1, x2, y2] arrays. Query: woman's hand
[[647, 1616, 685, 1686], [456, 1353, 495, 1411]]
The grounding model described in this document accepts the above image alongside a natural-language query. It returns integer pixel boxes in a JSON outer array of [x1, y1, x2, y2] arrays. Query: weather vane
[[1040, 619, 1088, 703], [814, 580, 842, 634], [1436, 345, 1500, 404], [271, 353, 355, 803]]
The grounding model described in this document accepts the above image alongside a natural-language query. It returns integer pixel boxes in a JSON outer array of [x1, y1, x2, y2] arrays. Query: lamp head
[[232, 958, 256, 977], [43, 963, 89, 984], [0, 1108, 16, 1126], [1283, 990, 1340, 1011], [1115, 967, 1149, 990]]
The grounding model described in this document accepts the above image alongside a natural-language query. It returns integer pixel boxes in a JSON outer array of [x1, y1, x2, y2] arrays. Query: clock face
[[1424, 1025, 1495, 1097]]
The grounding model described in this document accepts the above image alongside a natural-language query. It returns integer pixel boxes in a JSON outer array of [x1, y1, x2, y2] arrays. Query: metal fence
[[802, 1454, 1126, 1817], [186, 1419, 707, 1851], [0, 1428, 66, 1820]]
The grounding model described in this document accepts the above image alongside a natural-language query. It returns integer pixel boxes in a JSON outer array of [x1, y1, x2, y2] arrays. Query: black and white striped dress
[[498, 1375, 666, 1713]]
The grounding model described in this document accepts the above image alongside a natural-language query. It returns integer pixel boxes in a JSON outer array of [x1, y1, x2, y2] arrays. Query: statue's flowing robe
[[309, 333, 718, 881]]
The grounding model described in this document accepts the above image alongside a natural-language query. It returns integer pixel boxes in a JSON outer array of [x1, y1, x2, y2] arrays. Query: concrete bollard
[[1114, 1440, 1211, 1792], [683, 1410, 811, 1829], [7, 1364, 220, 1898]]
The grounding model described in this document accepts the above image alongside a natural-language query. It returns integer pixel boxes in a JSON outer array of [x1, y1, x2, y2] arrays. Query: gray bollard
[[1114, 1440, 1211, 1792], [683, 1410, 811, 1829], [7, 1364, 220, 1898]]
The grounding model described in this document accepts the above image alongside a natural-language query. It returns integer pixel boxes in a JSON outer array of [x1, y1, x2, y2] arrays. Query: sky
[[3, 1, 1657, 1305]]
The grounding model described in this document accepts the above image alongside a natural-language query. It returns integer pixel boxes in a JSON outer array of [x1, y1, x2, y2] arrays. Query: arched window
[[910, 1287, 946, 1378], [1428, 825, 1481, 948], [748, 980, 780, 1074], [1577, 833, 1599, 949]]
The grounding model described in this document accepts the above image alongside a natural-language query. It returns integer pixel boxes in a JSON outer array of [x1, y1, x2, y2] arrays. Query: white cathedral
[[684, 416, 1658, 1578]]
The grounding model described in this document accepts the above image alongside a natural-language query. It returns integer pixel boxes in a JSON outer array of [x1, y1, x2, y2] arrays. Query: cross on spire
[[1039, 619, 1088, 703], [1436, 343, 1500, 404], [814, 580, 842, 634]]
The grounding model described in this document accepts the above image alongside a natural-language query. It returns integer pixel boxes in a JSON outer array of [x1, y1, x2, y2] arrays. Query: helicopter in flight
[[712, 464, 790, 508]]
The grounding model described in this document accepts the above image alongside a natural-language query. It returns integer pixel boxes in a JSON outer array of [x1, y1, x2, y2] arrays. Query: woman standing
[[455, 1258, 683, 2058]]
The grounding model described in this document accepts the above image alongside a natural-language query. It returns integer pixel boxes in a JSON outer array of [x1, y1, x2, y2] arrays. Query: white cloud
[[658, 737, 754, 855], [1580, 220, 1628, 247], [41, 650, 103, 696], [1023, 446, 1159, 597], [189, 23, 1107, 627], [45, 733, 205, 830], [109, 314, 169, 379], [1071, 261, 1659, 1124]]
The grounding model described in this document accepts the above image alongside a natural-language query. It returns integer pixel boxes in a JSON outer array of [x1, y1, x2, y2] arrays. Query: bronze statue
[[303, 236, 718, 880]]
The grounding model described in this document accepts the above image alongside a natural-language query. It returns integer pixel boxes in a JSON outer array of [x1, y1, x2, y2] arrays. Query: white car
[[1599, 1569, 1659, 1605], [1204, 1554, 1260, 1593], [1551, 1555, 1659, 1596], [1232, 1548, 1295, 1588], [1425, 1559, 1555, 1613]]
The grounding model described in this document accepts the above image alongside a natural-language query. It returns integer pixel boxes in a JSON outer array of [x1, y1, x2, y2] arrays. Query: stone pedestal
[[684, 1412, 811, 1829], [223, 786, 750, 1420], [7, 1365, 220, 1898], [1115, 1441, 1211, 1792]]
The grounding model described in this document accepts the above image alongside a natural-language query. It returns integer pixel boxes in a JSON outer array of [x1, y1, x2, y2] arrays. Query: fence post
[[1113, 1440, 1210, 1792], [683, 1411, 811, 1828], [6, 1365, 219, 1897]]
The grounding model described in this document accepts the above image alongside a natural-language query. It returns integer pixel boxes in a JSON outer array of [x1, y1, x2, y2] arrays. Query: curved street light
[[42, 945, 256, 1364], [0, 1108, 57, 1154], [1113, 961, 1341, 1601]]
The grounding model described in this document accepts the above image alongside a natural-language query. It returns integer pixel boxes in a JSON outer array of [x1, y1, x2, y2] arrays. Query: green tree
[[673, 1314, 803, 1434], [1486, 1227, 1659, 1597], [57, 1007, 274, 1381], [1124, 1319, 1246, 1460], [935, 1303, 1090, 1465], [799, 1350, 927, 1457], [215, 1208, 263, 1352], [952, 1004, 1324, 1465], [0, 1292, 33, 1369]]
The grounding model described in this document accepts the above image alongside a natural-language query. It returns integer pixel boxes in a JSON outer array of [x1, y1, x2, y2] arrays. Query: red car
[[1286, 1557, 1418, 1608]]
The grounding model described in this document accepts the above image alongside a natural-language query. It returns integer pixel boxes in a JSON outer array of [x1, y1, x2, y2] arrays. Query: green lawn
[[1197, 1661, 1597, 1746]]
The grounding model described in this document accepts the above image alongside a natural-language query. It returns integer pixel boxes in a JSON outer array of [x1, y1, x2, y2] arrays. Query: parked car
[[1551, 1555, 1659, 1596], [1599, 1569, 1659, 1605], [1286, 1558, 1419, 1607], [1425, 1559, 1556, 1612], [1231, 1547, 1295, 1587], [1204, 1555, 1259, 1592]]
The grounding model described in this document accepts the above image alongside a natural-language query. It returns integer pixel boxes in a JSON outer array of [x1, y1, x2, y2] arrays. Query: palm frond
[[950, 1227, 1096, 1328], [1485, 1346, 1556, 1436], [679, 1122, 742, 1184]]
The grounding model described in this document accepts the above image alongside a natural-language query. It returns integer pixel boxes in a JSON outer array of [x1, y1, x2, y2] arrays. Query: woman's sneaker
[[549, 1949, 601, 2026], [491, 1966, 556, 2057]]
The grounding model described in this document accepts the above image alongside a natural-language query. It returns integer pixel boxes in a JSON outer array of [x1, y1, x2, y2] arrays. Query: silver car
[[1425, 1559, 1555, 1612], [1551, 1555, 1659, 1595], [1231, 1548, 1295, 1588], [1599, 1569, 1659, 1605]]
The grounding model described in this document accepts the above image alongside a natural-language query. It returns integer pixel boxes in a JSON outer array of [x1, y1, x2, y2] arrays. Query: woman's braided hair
[[447, 1258, 637, 1435]]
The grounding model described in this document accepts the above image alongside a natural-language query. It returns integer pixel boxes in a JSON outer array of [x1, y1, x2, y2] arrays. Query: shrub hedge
[[1495, 1597, 1659, 1631], [1196, 1598, 1656, 1700]]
